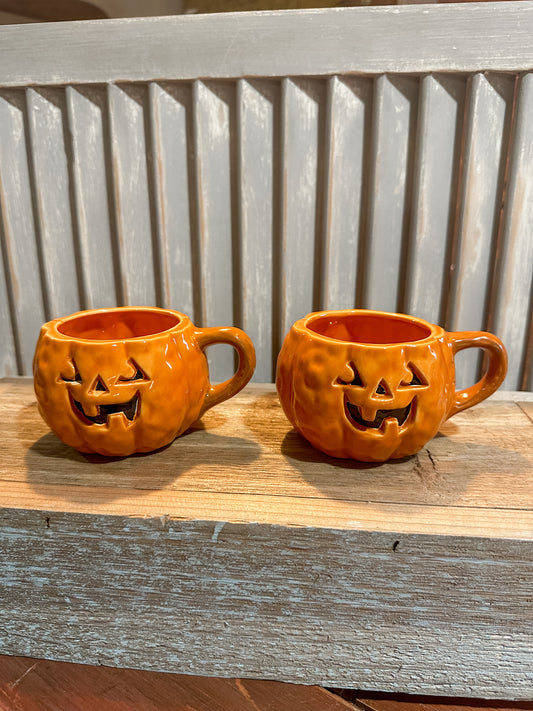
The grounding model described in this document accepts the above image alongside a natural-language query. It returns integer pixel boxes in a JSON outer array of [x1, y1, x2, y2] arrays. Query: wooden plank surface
[[0, 656, 357, 711], [2, 3, 533, 87], [1, 379, 532, 538], [348, 692, 533, 711], [2, 658, 530, 711], [0, 378, 532, 698]]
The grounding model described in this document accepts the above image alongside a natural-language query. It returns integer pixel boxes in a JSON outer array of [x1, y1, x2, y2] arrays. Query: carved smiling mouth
[[71, 392, 140, 426], [346, 399, 413, 430]]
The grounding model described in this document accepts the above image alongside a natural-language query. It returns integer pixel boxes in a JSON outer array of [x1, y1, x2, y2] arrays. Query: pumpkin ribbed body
[[276, 311, 456, 462], [33, 308, 209, 457]]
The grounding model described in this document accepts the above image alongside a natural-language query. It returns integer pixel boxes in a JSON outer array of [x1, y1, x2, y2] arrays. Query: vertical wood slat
[[0, 90, 46, 374], [403, 74, 466, 326], [66, 86, 118, 310], [0, 241, 17, 376], [280, 78, 324, 339], [490, 72, 533, 391], [149, 82, 195, 319], [363, 75, 419, 313], [449, 73, 516, 390], [193, 80, 236, 383], [238, 79, 276, 383], [107, 83, 158, 307], [26, 87, 82, 318], [322, 75, 372, 311], [523, 326, 533, 391]]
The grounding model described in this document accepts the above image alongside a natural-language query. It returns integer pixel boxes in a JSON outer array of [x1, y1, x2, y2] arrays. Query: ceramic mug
[[33, 307, 256, 457], [276, 309, 507, 462]]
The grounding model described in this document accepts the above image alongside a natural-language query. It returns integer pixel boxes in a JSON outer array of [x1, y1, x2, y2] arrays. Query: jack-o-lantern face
[[60, 357, 149, 428], [336, 360, 428, 434], [33, 309, 211, 457], [34, 307, 256, 457], [276, 310, 457, 462]]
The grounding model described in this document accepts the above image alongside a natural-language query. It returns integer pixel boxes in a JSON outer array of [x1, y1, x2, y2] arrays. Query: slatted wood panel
[[0, 6, 532, 387]]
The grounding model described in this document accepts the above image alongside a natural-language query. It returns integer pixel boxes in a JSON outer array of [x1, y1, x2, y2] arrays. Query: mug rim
[[46, 306, 190, 343], [299, 309, 443, 346]]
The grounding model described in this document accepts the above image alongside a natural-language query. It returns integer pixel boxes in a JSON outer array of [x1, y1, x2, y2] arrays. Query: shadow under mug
[[276, 309, 508, 462], [33, 306, 256, 457]]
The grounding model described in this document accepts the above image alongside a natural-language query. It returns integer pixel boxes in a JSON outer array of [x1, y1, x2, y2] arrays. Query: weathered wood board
[[0, 378, 532, 699]]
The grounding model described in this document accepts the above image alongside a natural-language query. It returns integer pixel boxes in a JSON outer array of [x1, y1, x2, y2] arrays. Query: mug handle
[[446, 331, 508, 418], [195, 326, 256, 415]]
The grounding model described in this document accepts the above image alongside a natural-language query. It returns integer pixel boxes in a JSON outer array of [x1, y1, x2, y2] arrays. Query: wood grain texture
[[238, 78, 276, 382], [107, 83, 158, 306], [448, 73, 515, 390], [363, 74, 417, 312], [0, 378, 532, 698], [2, 3, 533, 86], [0, 91, 46, 373], [322, 75, 371, 310], [0, 655, 357, 711], [403, 74, 465, 325], [1, 379, 533, 535], [489, 72, 533, 391], [193, 80, 237, 382], [348, 691, 533, 711], [26, 87, 82, 317], [66, 86, 118, 309]]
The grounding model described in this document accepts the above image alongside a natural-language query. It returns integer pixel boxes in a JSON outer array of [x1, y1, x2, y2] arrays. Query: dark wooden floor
[[0, 656, 531, 711]]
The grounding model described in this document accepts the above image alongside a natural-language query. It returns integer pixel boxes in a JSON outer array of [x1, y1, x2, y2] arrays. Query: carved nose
[[375, 378, 390, 396], [93, 375, 108, 393]]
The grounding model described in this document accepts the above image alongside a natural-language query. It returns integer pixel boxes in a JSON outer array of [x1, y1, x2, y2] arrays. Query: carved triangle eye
[[118, 359, 149, 383], [401, 362, 428, 387], [336, 362, 364, 387], [61, 359, 82, 383]]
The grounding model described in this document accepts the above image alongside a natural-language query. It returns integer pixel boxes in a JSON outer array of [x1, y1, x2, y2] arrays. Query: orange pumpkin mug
[[33, 307, 256, 457], [276, 309, 507, 462]]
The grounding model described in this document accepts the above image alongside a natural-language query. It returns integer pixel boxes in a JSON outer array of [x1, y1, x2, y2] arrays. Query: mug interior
[[308, 312, 432, 344], [57, 309, 181, 340]]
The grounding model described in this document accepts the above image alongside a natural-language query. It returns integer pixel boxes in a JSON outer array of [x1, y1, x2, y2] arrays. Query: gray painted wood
[[149, 82, 195, 319], [0, 5, 531, 390], [194, 81, 236, 382], [364, 75, 418, 312], [1, 507, 532, 699], [0, 247, 17, 377], [107, 83, 158, 306], [0, 90, 46, 373], [238, 79, 276, 382], [280, 78, 323, 339], [2, 3, 533, 85], [450, 73, 516, 390], [322, 76, 371, 311], [490, 73, 533, 391], [26, 87, 81, 317], [403, 74, 465, 325], [66, 86, 118, 309]]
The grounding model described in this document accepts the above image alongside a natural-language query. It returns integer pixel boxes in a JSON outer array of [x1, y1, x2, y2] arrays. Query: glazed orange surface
[[276, 310, 507, 462], [33, 307, 255, 457]]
